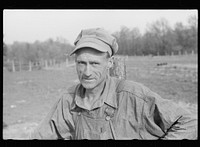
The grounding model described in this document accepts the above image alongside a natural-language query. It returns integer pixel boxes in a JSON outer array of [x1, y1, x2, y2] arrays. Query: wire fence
[[3, 59, 73, 72]]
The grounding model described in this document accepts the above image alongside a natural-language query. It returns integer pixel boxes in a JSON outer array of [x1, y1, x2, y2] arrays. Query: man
[[30, 28, 197, 140]]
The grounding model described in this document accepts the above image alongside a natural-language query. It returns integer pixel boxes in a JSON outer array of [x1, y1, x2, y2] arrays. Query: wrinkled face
[[75, 47, 112, 90]]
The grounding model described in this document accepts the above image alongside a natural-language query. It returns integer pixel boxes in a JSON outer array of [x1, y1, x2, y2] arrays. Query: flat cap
[[70, 28, 118, 56]]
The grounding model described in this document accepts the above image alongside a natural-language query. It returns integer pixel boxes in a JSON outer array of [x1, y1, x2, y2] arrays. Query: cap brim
[[70, 38, 112, 56]]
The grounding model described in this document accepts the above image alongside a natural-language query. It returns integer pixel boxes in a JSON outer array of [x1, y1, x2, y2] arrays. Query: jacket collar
[[71, 76, 119, 111], [103, 76, 118, 109]]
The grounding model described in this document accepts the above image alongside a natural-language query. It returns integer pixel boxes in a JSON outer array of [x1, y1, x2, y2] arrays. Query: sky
[[3, 9, 197, 45]]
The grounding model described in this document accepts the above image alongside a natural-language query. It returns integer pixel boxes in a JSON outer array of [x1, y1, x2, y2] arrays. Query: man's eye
[[77, 61, 84, 65], [91, 62, 99, 65]]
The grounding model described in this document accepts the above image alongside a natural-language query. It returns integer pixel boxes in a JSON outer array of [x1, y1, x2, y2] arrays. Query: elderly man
[[30, 28, 197, 140]]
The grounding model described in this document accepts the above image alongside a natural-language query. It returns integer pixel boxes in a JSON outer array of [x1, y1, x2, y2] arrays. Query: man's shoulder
[[116, 79, 150, 99], [117, 79, 148, 93], [67, 84, 78, 94], [58, 84, 78, 102]]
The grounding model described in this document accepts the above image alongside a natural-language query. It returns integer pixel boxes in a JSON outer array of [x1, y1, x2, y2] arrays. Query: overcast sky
[[3, 9, 197, 45]]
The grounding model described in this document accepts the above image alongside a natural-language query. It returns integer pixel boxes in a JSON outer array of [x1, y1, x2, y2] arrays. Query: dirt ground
[[3, 55, 198, 139]]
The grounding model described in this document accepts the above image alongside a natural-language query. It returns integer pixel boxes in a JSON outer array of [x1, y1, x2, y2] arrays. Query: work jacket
[[30, 76, 197, 140]]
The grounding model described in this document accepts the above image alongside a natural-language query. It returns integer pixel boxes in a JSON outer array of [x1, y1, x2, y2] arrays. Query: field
[[3, 55, 198, 139]]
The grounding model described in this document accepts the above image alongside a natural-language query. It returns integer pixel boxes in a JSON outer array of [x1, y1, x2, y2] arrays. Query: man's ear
[[108, 56, 114, 69]]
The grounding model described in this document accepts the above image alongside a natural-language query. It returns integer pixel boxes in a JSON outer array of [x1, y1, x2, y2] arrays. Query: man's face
[[75, 47, 111, 90]]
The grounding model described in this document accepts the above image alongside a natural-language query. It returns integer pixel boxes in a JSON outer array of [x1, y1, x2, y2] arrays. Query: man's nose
[[84, 65, 92, 77]]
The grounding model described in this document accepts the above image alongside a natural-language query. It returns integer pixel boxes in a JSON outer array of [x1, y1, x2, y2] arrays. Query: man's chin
[[81, 82, 96, 89]]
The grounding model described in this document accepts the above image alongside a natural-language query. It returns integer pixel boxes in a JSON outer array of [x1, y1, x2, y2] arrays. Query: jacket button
[[106, 116, 110, 121], [78, 112, 81, 116]]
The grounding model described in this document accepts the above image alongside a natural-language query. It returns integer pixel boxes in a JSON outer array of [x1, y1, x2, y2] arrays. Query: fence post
[[178, 50, 181, 56], [45, 60, 48, 69], [53, 59, 56, 67], [49, 60, 52, 67], [184, 50, 188, 55], [41, 59, 44, 68], [19, 61, 22, 72], [109, 57, 126, 80], [29, 61, 32, 71], [12, 60, 15, 72]]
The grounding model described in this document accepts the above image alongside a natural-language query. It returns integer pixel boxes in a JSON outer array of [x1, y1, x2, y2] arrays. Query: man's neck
[[84, 77, 107, 102]]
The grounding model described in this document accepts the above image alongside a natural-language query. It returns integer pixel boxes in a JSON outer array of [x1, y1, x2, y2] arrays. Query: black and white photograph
[[3, 9, 198, 140]]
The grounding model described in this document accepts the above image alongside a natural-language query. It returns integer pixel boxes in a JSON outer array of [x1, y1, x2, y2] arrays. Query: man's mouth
[[82, 78, 95, 82]]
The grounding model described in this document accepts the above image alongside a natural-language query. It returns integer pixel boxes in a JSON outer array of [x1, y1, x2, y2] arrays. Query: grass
[[125, 55, 197, 104], [3, 66, 77, 125], [3, 54, 198, 139]]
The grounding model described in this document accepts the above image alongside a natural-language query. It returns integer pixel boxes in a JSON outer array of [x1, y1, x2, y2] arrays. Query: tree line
[[112, 15, 197, 56], [3, 15, 197, 67], [4, 37, 74, 64]]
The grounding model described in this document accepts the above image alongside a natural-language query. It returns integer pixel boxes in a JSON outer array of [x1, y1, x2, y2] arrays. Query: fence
[[3, 57, 127, 79], [3, 59, 73, 72]]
